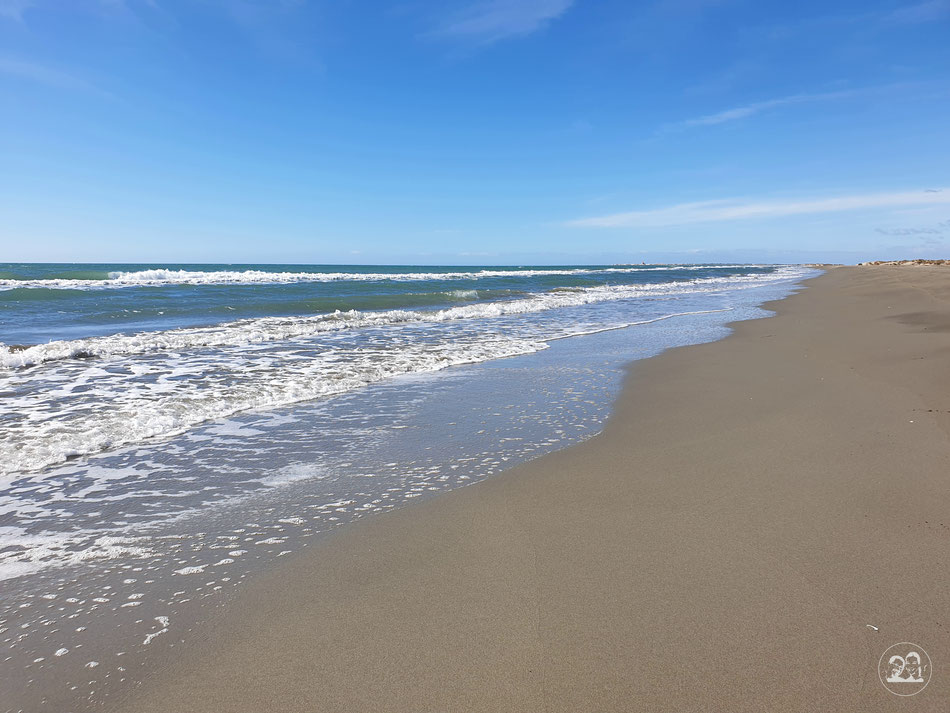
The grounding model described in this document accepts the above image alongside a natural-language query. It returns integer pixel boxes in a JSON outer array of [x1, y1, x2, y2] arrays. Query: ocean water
[[0, 262, 817, 711]]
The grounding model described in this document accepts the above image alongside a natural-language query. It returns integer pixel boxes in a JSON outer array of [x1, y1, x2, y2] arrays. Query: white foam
[[172, 565, 207, 575], [0, 529, 153, 582], [0, 265, 770, 291], [0, 268, 800, 369], [0, 268, 810, 478], [142, 616, 169, 645], [0, 335, 548, 476], [254, 463, 328, 488]]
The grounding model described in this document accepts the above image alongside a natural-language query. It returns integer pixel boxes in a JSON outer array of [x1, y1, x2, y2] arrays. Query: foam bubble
[[0, 529, 153, 582]]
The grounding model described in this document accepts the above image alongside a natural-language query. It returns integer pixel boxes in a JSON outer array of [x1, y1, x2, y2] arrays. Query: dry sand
[[113, 266, 950, 712]]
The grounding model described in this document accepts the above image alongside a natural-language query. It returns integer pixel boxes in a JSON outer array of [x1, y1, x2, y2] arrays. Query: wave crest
[[0, 265, 772, 290], [0, 268, 799, 369]]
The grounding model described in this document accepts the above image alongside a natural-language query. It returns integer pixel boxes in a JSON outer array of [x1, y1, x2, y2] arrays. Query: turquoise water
[[2, 262, 778, 344], [0, 262, 816, 712], [0, 262, 801, 477]]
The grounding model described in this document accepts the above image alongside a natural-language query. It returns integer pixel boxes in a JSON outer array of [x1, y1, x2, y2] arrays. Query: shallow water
[[0, 264, 816, 712]]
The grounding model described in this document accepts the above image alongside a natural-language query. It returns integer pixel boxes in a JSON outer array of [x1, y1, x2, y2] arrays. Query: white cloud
[[434, 0, 573, 43], [669, 88, 861, 130], [566, 189, 950, 228]]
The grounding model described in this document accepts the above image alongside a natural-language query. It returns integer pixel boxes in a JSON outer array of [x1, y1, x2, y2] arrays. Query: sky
[[0, 0, 948, 264]]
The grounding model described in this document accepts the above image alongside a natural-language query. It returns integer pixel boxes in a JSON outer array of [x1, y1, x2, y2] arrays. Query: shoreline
[[112, 265, 949, 711], [2, 267, 809, 713]]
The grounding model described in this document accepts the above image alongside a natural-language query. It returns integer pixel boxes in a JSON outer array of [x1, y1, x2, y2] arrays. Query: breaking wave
[[1, 268, 793, 369], [0, 265, 771, 290], [0, 265, 811, 476]]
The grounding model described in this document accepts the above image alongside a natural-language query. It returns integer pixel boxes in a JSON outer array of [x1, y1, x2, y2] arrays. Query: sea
[[0, 262, 817, 711]]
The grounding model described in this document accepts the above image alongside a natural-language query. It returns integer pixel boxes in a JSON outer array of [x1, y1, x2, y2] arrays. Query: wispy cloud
[[668, 88, 860, 130], [889, 0, 950, 23], [0, 0, 144, 21], [566, 189, 950, 229], [876, 226, 941, 236], [752, 1, 948, 44], [433, 0, 573, 44], [663, 81, 938, 132], [876, 218, 950, 236], [0, 58, 99, 92], [0, 0, 33, 20]]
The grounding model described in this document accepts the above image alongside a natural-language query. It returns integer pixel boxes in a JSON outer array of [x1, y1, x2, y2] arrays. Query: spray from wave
[[1, 269, 794, 368], [0, 265, 812, 476], [0, 265, 772, 290]]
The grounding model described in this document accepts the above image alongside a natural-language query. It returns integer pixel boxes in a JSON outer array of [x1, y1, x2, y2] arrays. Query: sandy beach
[[111, 265, 950, 712]]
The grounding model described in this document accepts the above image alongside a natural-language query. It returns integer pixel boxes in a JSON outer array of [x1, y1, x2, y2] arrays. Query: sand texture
[[113, 266, 950, 712]]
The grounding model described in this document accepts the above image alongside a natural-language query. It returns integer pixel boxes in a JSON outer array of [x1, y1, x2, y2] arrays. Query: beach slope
[[114, 266, 950, 712]]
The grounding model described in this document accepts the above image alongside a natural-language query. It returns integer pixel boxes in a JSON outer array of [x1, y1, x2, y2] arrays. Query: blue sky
[[1, 0, 948, 264]]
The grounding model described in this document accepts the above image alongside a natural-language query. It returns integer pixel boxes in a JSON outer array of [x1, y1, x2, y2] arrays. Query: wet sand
[[113, 266, 950, 712]]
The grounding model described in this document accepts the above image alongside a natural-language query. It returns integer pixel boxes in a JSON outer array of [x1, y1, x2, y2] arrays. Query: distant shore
[[113, 266, 950, 712], [859, 258, 950, 266]]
